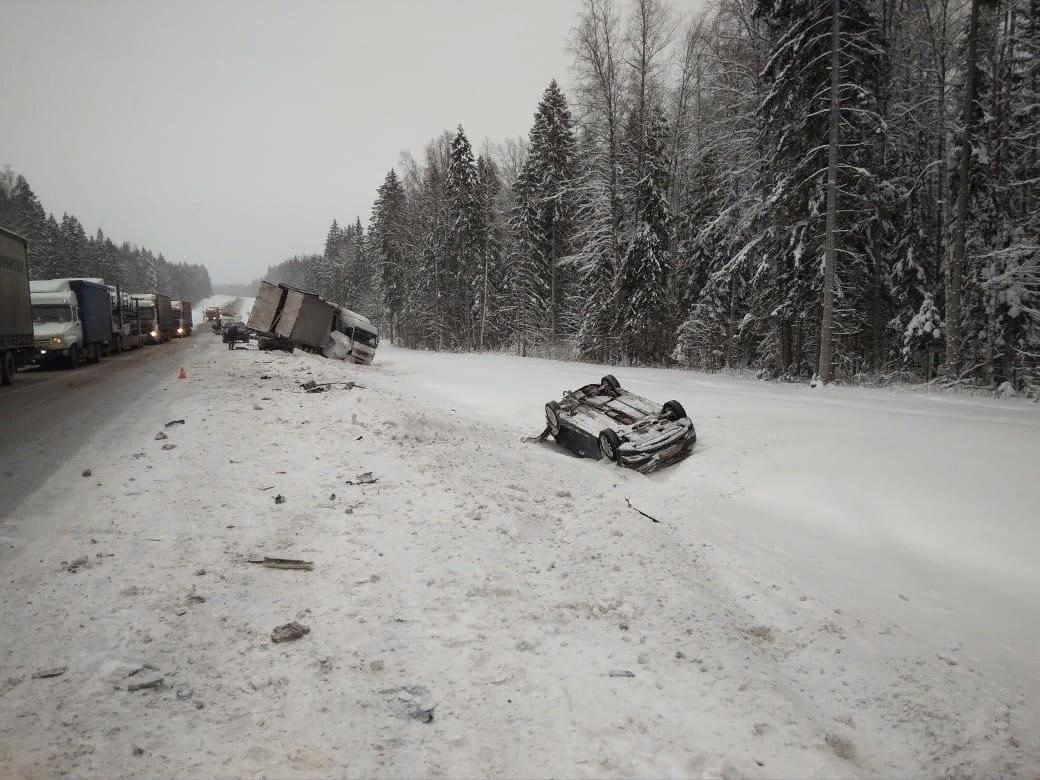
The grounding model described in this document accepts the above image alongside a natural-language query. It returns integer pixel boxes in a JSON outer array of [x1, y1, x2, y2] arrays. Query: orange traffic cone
[[178, 367, 187, 380]]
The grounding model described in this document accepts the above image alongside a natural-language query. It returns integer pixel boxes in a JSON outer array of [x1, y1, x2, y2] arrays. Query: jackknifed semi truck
[[0, 226, 33, 385], [30, 278, 114, 368]]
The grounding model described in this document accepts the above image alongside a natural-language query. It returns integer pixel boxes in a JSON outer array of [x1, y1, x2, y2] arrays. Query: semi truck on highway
[[0, 226, 33, 385], [30, 278, 114, 368], [172, 300, 193, 337], [132, 293, 175, 344], [109, 285, 142, 351]]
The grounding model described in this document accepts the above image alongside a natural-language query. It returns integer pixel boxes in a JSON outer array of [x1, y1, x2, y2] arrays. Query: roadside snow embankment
[[0, 336, 1035, 778]]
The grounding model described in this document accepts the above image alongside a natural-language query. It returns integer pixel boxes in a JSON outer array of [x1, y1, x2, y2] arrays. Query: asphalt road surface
[[0, 336, 200, 521]]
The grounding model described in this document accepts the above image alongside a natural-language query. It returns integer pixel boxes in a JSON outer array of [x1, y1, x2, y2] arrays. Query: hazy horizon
[[2, 0, 585, 284]]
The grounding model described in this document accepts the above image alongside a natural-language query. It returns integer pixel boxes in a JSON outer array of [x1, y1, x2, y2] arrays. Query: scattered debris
[[260, 375, 271, 380], [825, 732, 857, 760], [131, 452, 145, 459], [274, 494, 286, 504], [355, 435, 363, 441], [32, 666, 67, 679], [186, 594, 206, 604], [176, 687, 193, 700], [248, 557, 314, 571], [625, 497, 661, 524], [608, 670, 635, 678], [328, 492, 336, 501], [259, 485, 274, 491], [127, 671, 164, 691], [345, 472, 378, 486], [300, 380, 364, 394], [164, 419, 185, 428], [61, 556, 90, 573], [132, 746, 145, 757], [81, 469, 92, 478], [412, 704, 436, 723], [161, 443, 177, 451], [745, 624, 776, 642], [898, 593, 910, 602], [271, 622, 310, 643], [369, 660, 385, 672], [154, 432, 168, 441], [194, 568, 206, 576]]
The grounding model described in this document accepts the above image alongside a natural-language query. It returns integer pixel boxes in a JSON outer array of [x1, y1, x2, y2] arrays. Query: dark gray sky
[[2, 0, 584, 283]]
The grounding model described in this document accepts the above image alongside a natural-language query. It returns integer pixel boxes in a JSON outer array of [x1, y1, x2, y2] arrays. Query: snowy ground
[[0, 335, 1036, 778]]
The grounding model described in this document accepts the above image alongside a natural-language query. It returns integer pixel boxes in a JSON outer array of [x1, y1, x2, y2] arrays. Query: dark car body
[[222, 321, 250, 346], [544, 375, 696, 473]]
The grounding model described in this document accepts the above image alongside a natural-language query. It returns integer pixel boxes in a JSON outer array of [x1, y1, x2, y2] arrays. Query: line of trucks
[[244, 281, 379, 365], [1, 225, 194, 386]]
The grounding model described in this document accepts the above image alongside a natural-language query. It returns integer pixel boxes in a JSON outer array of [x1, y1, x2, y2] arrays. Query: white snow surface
[[1, 337, 1037, 778]]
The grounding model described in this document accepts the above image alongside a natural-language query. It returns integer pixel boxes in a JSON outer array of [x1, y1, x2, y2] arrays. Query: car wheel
[[601, 374, 621, 394], [545, 401, 562, 436], [1, 352, 15, 385], [663, 400, 687, 420], [598, 429, 622, 463]]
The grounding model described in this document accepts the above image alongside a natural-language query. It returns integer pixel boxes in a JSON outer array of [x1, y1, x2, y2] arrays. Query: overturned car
[[541, 375, 696, 473]]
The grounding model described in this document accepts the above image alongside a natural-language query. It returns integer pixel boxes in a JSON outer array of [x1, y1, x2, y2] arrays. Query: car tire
[[601, 374, 621, 394], [545, 401, 562, 436], [598, 429, 622, 463], [663, 400, 687, 420], [1, 352, 15, 385]]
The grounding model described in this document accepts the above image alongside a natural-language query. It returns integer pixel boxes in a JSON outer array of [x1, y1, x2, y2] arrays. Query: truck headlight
[[50, 336, 64, 346], [177, 327, 184, 335], [150, 330, 159, 338]]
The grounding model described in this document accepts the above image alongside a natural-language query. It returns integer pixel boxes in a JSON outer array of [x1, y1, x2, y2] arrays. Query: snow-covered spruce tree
[[445, 125, 484, 349], [475, 154, 510, 349], [512, 80, 579, 354], [370, 169, 408, 342], [966, 0, 1040, 389], [616, 105, 673, 364], [753, 0, 885, 379], [570, 0, 628, 362]]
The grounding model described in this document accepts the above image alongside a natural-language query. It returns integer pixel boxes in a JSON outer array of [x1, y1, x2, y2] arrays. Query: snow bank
[[0, 336, 1035, 778]]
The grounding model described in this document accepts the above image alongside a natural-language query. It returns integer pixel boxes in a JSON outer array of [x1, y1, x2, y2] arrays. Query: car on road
[[223, 320, 250, 348], [543, 375, 696, 473]]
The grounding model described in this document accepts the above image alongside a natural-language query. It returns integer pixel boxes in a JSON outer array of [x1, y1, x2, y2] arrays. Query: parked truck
[[68, 278, 142, 353], [0, 226, 33, 385], [248, 282, 337, 353], [110, 285, 143, 351], [204, 306, 221, 322], [172, 300, 193, 337], [30, 278, 113, 368], [132, 293, 174, 344]]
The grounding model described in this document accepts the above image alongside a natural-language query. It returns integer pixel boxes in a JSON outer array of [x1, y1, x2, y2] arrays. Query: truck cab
[[31, 290, 86, 368], [333, 308, 380, 365]]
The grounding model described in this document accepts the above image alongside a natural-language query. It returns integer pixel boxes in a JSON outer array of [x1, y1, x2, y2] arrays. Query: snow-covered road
[[0, 336, 1036, 778]]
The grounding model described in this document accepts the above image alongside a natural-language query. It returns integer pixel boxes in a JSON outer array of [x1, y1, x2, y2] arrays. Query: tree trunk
[[819, 0, 841, 382], [946, 0, 981, 377]]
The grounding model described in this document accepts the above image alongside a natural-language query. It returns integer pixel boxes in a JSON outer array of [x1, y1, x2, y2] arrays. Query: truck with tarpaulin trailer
[[0, 226, 33, 385], [30, 278, 114, 368]]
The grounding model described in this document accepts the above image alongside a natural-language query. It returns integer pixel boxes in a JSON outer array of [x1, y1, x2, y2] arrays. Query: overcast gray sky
[[1, 0, 586, 283]]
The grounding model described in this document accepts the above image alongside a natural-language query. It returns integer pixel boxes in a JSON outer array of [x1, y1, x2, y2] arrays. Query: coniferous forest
[[0, 169, 212, 302], [295, 0, 1038, 393]]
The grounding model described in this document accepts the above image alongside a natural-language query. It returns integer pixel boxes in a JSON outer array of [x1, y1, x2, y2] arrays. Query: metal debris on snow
[[81, 469, 92, 477], [161, 443, 177, 451], [608, 670, 636, 678], [271, 622, 310, 643], [274, 494, 286, 504], [127, 671, 165, 691], [248, 557, 314, 571], [164, 419, 185, 428], [32, 666, 67, 679], [154, 432, 167, 441], [345, 472, 377, 486]]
